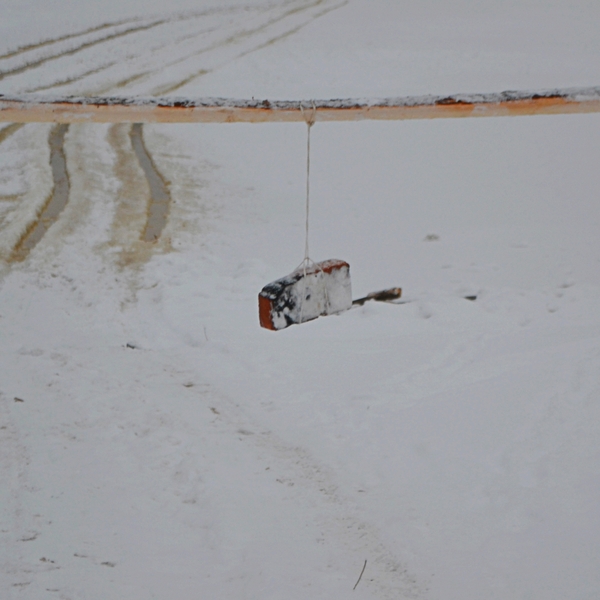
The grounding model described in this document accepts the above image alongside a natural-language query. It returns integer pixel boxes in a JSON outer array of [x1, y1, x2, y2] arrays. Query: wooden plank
[[1, 87, 600, 123]]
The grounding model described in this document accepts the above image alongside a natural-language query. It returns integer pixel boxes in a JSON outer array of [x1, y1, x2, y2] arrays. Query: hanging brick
[[259, 259, 352, 330]]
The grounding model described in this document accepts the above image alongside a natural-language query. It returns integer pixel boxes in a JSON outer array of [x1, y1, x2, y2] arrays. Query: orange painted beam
[[1, 87, 600, 123]]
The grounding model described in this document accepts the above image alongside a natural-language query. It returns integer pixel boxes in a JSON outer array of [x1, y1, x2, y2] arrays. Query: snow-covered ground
[[1, 2, 600, 599]]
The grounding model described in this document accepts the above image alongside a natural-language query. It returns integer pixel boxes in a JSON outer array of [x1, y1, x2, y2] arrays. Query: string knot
[[300, 100, 317, 128]]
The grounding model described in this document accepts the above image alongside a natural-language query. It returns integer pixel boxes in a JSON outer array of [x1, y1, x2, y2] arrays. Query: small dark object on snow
[[125, 343, 137, 349], [353, 559, 367, 590], [14, 397, 24, 402], [352, 287, 402, 306], [464, 295, 477, 301]]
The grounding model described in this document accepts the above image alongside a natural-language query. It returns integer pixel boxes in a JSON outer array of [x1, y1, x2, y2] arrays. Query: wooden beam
[[1, 87, 600, 123]]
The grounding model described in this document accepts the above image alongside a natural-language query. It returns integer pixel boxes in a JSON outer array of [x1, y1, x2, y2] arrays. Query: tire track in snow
[[1, 1, 341, 264], [78, 19, 229, 96], [44, 1, 319, 96], [23, 61, 120, 94], [0, 17, 139, 61], [0, 20, 170, 83], [22, 19, 230, 94], [1, 4, 273, 94], [10, 125, 70, 263], [155, 0, 348, 94], [106, 123, 172, 268], [0, 123, 24, 143], [147, 0, 344, 95], [130, 123, 171, 242], [0, 4, 299, 259], [0, 123, 24, 145], [0, 124, 54, 265], [84, 2, 335, 261], [238, 0, 347, 57]]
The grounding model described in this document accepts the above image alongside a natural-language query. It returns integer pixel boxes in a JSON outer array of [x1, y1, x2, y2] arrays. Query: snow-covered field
[[1, 1, 600, 599]]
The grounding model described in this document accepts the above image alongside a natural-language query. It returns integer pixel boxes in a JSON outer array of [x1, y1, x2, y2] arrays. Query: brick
[[259, 259, 352, 330]]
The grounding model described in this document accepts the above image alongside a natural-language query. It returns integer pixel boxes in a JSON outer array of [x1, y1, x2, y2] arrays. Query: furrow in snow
[[0, 0, 342, 267], [1, 4, 276, 96], [0, 16, 140, 61], [0, 123, 23, 145], [105, 124, 172, 267], [0, 124, 54, 262], [10, 125, 70, 262], [143, 0, 344, 96], [26, 62, 120, 94], [36, 0, 337, 97], [155, 0, 349, 95], [9, 2, 332, 264], [130, 123, 171, 243], [23, 22, 225, 94], [0, 20, 171, 83]]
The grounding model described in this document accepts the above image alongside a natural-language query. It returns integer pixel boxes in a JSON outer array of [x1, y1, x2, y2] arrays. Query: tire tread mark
[[0, 20, 169, 83], [0, 17, 140, 61], [10, 125, 70, 262], [130, 123, 171, 242], [23, 62, 120, 94], [0, 6, 238, 64], [8, 6, 265, 94], [157, 0, 348, 95], [132, 0, 332, 95], [62, 2, 313, 96], [3, 3, 331, 262], [0, 123, 24, 145]]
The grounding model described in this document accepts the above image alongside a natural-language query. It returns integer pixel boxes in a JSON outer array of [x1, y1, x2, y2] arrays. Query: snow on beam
[[1, 87, 600, 123]]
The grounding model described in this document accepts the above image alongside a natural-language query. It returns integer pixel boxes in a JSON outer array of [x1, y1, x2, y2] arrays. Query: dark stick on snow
[[353, 559, 367, 591], [353, 287, 402, 306]]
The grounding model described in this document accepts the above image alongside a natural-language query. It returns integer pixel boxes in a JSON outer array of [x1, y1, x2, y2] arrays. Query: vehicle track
[[157, 0, 349, 94], [0, 19, 169, 83], [47, 20, 228, 96], [106, 123, 168, 267], [146, 0, 340, 95], [0, 1, 345, 267], [3, 0, 335, 97], [17, 21, 230, 95], [0, 5, 268, 91], [10, 125, 70, 262], [130, 123, 171, 242], [25, 61, 120, 94], [0, 124, 54, 264], [0, 17, 140, 61], [0, 123, 24, 145]]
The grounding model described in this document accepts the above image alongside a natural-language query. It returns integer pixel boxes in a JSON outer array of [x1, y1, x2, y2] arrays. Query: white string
[[304, 119, 312, 261], [299, 101, 316, 267], [297, 102, 330, 323]]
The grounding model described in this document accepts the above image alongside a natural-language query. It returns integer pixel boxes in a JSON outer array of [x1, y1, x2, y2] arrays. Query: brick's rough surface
[[259, 259, 352, 330]]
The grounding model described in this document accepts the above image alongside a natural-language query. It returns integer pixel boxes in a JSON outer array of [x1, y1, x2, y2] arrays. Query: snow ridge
[[2, 85, 600, 109]]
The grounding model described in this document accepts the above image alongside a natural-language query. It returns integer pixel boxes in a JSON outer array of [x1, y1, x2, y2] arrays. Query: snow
[[0, 124, 54, 261], [1, 2, 600, 599], [4, 85, 600, 109]]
